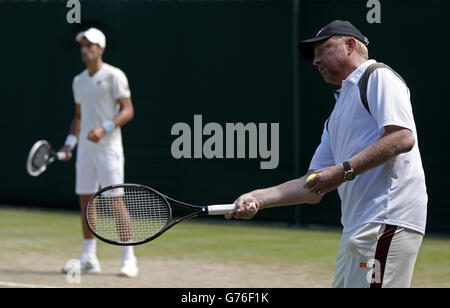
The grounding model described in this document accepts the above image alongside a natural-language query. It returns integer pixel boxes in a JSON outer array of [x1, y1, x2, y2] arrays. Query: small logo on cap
[[316, 27, 325, 37]]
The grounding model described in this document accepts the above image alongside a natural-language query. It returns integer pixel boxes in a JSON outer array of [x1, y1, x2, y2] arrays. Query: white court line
[[0, 281, 58, 288]]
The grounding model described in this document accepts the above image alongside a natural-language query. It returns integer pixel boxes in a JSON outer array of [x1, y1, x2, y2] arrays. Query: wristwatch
[[343, 161, 356, 181]]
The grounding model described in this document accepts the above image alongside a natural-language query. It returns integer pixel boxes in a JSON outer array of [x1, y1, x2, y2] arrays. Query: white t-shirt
[[73, 63, 131, 151], [309, 59, 428, 234]]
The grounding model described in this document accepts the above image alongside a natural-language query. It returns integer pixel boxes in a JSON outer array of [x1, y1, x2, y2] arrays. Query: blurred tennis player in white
[[59, 28, 138, 277]]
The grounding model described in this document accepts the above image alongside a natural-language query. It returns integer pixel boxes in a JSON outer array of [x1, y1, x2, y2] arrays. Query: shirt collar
[[333, 89, 341, 100], [342, 59, 377, 85]]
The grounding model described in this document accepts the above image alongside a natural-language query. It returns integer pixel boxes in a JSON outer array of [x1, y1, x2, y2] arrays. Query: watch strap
[[343, 161, 352, 172]]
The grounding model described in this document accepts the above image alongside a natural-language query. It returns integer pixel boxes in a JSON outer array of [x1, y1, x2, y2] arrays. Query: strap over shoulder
[[358, 62, 407, 115], [326, 62, 408, 133]]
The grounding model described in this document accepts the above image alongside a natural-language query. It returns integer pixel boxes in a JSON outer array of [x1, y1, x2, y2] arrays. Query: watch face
[[345, 170, 356, 181]]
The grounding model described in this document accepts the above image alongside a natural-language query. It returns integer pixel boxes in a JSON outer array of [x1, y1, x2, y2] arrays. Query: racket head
[[85, 184, 173, 246], [26, 140, 54, 177]]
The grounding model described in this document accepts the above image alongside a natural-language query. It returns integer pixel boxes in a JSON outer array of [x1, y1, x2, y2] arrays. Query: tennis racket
[[85, 183, 252, 246], [26, 140, 67, 177]]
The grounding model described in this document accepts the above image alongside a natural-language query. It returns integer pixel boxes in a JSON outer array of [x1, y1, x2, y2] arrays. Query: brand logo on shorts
[[360, 259, 381, 284]]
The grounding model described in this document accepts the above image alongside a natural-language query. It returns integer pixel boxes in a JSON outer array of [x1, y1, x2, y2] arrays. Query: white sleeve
[[309, 122, 335, 170], [112, 69, 131, 100], [366, 68, 416, 133]]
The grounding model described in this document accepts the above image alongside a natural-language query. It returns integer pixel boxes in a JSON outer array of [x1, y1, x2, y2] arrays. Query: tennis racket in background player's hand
[[85, 183, 257, 246], [26, 140, 68, 177]]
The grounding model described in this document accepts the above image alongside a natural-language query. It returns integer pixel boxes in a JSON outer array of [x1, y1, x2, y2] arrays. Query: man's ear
[[345, 37, 357, 55]]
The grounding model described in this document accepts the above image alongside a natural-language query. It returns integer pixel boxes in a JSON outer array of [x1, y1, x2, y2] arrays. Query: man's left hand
[[303, 164, 346, 195], [87, 126, 106, 143]]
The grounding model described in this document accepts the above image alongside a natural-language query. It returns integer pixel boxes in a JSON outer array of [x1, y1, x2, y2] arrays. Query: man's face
[[80, 37, 104, 64], [312, 37, 347, 85]]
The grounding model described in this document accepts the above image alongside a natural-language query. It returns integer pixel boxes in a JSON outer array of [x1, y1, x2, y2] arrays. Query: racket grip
[[56, 152, 68, 160], [206, 204, 238, 215]]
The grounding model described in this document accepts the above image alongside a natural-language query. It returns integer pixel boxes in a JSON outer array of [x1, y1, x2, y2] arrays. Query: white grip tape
[[207, 204, 237, 215], [56, 152, 68, 160], [207, 202, 256, 215]]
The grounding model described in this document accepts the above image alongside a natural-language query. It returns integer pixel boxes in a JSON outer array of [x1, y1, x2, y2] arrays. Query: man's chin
[[81, 57, 93, 65], [321, 74, 340, 86], [321, 74, 332, 84]]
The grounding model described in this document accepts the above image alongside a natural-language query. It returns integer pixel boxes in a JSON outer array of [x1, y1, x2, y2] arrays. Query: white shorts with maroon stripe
[[332, 223, 423, 288]]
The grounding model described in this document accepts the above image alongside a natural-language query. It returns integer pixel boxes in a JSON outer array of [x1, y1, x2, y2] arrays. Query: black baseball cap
[[297, 20, 369, 60]]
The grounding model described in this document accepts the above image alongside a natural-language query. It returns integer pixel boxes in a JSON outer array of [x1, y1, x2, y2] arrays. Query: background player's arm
[[226, 172, 323, 220], [112, 97, 134, 127], [69, 103, 81, 137], [59, 104, 81, 160], [87, 97, 134, 142]]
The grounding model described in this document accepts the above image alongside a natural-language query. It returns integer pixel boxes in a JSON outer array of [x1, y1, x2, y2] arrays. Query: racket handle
[[56, 152, 68, 160], [206, 202, 256, 215], [206, 204, 237, 215]]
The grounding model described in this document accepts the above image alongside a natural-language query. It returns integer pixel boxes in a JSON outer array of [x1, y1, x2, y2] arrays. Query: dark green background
[[1, 0, 448, 233]]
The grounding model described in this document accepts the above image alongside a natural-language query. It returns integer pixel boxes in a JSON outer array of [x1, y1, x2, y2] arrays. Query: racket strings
[[31, 145, 50, 171], [87, 187, 170, 244]]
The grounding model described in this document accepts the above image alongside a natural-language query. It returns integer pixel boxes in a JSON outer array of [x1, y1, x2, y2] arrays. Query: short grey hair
[[334, 35, 369, 59]]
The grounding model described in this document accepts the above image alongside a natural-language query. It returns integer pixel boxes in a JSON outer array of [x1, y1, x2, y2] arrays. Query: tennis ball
[[305, 173, 317, 183]]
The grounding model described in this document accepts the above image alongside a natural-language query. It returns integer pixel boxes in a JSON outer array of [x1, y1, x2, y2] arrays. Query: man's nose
[[313, 54, 321, 66]]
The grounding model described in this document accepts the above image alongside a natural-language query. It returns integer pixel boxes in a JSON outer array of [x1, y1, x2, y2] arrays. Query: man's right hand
[[225, 193, 262, 220], [58, 145, 73, 161]]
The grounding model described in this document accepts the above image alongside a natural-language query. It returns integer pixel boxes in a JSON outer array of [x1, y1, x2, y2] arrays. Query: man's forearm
[[252, 176, 322, 209], [348, 127, 415, 176], [69, 117, 81, 137], [112, 108, 133, 127], [113, 98, 134, 127]]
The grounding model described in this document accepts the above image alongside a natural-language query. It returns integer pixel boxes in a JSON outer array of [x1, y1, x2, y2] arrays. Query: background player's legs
[[79, 194, 99, 262], [61, 193, 101, 274], [75, 150, 101, 262], [107, 195, 132, 242], [80, 194, 95, 240], [95, 149, 138, 277], [61, 150, 101, 274]]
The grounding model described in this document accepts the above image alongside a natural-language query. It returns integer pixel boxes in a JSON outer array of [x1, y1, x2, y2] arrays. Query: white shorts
[[75, 148, 124, 195], [332, 223, 423, 288]]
